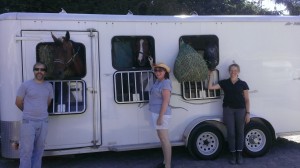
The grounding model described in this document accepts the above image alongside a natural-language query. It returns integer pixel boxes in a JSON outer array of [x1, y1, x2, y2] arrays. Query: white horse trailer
[[0, 12, 300, 160]]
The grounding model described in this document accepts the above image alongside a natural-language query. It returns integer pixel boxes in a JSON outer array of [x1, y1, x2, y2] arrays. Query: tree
[[0, 0, 277, 15], [275, 0, 300, 15]]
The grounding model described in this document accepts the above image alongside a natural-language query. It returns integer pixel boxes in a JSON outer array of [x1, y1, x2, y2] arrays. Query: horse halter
[[53, 46, 80, 67], [137, 39, 151, 64], [138, 51, 150, 57]]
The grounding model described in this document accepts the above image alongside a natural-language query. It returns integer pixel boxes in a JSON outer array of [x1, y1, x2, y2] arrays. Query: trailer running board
[[108, 141, 185, 152]]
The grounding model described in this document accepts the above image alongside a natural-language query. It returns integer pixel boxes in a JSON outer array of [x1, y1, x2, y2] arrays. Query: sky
[[248, 0, 288, 14]]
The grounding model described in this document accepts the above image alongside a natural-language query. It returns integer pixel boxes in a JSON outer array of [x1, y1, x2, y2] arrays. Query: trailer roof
[[1, 12, 300, 23]]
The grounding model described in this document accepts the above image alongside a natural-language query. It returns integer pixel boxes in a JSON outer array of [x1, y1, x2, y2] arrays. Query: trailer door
[[20, 30, 101, 150]]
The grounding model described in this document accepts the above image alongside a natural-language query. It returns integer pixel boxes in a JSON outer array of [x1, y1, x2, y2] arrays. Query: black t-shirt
[[218, 78, 249, 109]]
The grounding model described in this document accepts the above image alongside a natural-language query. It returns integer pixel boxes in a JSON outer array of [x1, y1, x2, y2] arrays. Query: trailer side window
[[36, 42, 86, 80], [180, 35, 221, 100], [182, 71, 220, 99], [114, 70, 154, 103], [112, 36, 154, 70], [48, 80, 86, 114], [112, 36, 155, 103], [36, 42, 87, 114]]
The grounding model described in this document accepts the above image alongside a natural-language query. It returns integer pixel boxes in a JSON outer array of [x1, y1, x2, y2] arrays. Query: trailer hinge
[[87, 28, 96, 37], [91, 140, 99, 148]]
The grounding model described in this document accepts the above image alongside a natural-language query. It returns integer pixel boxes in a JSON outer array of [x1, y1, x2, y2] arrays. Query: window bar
[[113, 75, 117, 102], [147, 71, 151, 100], [140, 72, 144, 101], [121, 72, 124, 102], [60, 81, 63, 112], [68, 81, 71, 113], [133, 72, 137, 102], [83, 82, 86, 109], [183, 82, 186, 98], [82, 81, 85, 109], [204, 80, 207, 98], [134, 72, 137, 94], [182, 82, 186, 98], [185, 82, 188, 99], [208, 76, 211, 97], [201, 81, 204, 99], [188, 81, 192, 99], [52, 82, 55, 113], [75, 81, 79, 112], [127, 72, 131, 101], [195, 81, 198, 99]]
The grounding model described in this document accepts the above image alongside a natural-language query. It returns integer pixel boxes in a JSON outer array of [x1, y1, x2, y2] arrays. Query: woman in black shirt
[[208, 63, 250, 165]]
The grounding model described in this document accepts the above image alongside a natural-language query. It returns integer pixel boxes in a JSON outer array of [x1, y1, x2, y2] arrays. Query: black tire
[[187, 125, 224, 160], [244, 121, 272, 157]]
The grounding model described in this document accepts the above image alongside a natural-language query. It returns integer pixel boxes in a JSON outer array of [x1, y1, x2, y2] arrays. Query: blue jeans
[[223, 107, 246, 152], [19, 119, 48, 168]]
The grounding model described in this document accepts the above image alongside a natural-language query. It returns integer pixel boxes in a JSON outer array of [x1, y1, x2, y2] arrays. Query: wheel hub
[[249, 134, 260, 144], [203, 139, 210, 146], [196, 132, 219, 155], [245, 128, 266, 152]]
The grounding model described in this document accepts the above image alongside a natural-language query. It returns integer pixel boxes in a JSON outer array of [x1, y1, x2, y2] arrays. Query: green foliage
[[275, 0, 300, 15], [0, 0, 283, 15]]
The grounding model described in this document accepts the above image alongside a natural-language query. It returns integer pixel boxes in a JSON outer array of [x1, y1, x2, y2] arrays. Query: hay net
[[174, 41, 208, 82]]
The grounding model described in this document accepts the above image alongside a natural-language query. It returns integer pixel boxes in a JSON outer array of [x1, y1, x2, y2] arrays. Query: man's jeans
[[19, 119, 48, 168]]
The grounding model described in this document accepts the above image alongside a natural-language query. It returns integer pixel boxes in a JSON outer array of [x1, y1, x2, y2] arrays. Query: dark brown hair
[[33, 62, 47, 72]]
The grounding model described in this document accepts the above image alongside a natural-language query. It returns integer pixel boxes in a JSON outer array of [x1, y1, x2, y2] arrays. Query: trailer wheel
[[244, 122, 272, 157], [187, 125, 224, 160]]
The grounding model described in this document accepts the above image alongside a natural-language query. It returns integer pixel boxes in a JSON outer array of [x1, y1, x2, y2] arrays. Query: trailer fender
[[183, 115, 226, 145], [183, 116, 227, 160]]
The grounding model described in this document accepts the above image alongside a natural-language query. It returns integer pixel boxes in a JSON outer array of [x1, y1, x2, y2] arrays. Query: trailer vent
[[114, 70, 154, 103], [48, 80, 86, 114]]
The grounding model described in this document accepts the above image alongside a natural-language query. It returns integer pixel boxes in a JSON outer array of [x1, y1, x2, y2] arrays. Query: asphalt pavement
[[1, 137, 300, 168]]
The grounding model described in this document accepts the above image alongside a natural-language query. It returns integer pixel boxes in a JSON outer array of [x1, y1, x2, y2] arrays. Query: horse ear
[[65, 31, 70, 41], [51, 32, 61, 44], [51, 32, 57, 41]]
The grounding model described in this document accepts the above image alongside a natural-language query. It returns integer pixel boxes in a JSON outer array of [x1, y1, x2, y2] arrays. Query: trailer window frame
[[179, 35, 221, 100], [113, 70, 155, 104], [111, 36, 155, 71], [36, 42, 87, 80], [48, 80, 87, 114]]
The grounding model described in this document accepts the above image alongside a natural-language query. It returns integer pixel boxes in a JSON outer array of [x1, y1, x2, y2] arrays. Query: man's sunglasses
[[33, 68, 47, 72]]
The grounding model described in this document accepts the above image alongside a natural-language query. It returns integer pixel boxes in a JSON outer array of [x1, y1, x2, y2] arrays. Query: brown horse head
[[51, 31, 84, 79], [136, 38, 151, 67]]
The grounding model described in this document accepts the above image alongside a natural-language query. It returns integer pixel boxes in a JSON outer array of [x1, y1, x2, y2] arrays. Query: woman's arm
[[148, 56, 154, 68], [244, 90, 250, 124], [157, 89, 171, 125], [208, 71, 221, 90]]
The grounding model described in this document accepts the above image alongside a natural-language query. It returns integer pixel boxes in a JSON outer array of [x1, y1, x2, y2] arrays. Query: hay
[[38, 44, 55, 79], [174, 41, 208, 82]]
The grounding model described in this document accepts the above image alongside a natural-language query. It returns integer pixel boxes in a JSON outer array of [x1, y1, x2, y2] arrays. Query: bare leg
[[157, 129, 172, 168]]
